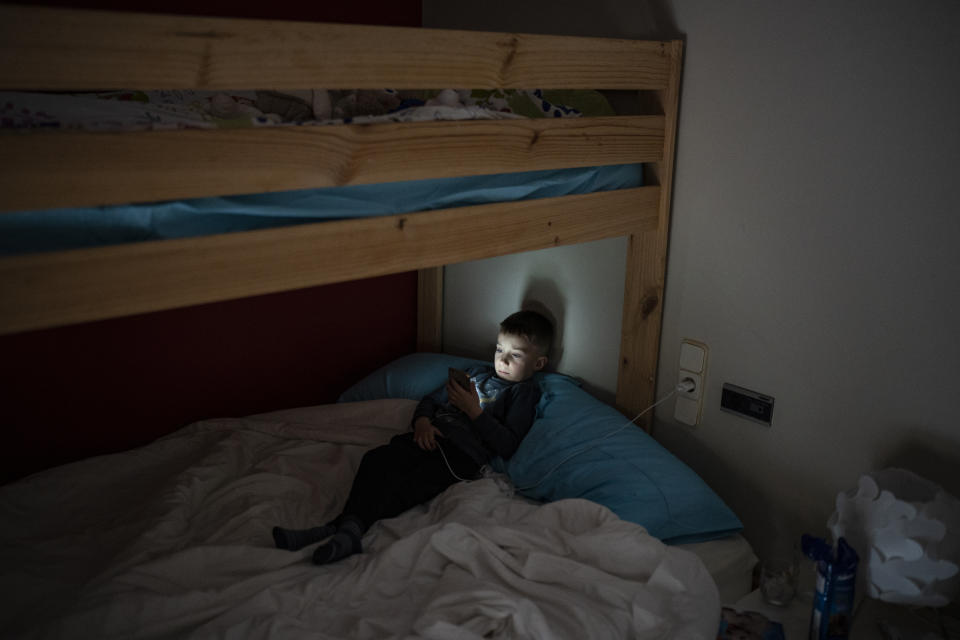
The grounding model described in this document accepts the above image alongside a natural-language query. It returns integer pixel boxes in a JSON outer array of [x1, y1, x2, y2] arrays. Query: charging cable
[[437, 441, 475, 483], [513, 378, 696, 493]]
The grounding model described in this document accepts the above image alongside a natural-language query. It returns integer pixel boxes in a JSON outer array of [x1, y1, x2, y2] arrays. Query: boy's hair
[[499, 310, 554, 356]]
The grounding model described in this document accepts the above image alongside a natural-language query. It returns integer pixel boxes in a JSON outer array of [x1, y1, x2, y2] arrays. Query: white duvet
[[0, 400, 719, 639]]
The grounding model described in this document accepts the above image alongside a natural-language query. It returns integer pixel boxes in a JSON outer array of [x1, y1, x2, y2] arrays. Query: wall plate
[[720, 383, 774, 426], [675, 339, 708, 426]]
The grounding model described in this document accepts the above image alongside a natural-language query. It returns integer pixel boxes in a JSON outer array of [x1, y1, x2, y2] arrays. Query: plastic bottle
[[802, 534, 859, 640]]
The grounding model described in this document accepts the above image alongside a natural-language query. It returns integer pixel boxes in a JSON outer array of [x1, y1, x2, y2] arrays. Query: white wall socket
[[674, 339, 709, 426], [679, 371, 703, 401]]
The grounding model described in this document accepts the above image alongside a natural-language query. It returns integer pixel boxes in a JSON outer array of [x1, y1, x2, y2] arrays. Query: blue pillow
[[494, 374, 742, 544], [338, 352, 489, 402], [339, 353, 742, 543]]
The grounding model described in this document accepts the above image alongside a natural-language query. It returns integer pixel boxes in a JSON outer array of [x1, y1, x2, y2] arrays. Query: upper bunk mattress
[[0, 163, 643, 256]]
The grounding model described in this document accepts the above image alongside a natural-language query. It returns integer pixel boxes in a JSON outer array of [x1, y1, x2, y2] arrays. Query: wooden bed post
[[417, 267, 443, 352], [616, 40, 683, 430]]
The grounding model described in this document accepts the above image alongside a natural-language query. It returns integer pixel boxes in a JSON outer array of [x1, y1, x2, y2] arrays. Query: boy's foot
[[312, 517, 363, 565], [272, 523, 337, 551]]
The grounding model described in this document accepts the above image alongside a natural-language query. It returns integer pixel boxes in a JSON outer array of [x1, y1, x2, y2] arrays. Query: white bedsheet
[[0, 400, 720, 639]]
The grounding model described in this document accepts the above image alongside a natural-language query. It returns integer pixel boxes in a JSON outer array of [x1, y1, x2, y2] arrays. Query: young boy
[[272, 309, 553, 565]]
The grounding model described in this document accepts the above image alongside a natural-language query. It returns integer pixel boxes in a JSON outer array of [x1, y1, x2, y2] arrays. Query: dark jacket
[[412, 365, 541, 465]]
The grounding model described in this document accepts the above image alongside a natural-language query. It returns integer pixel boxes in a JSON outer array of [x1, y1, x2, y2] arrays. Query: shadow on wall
[[446, 278, 566, 369], [521, 278, 566, 371], [521, 277, 617, 406], [881, 431, 960, 501], [653, 420, 778, 566], [595, 0, 681, 40]]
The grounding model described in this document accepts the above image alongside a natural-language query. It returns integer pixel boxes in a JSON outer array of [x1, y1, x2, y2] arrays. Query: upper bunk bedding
[[0, 88, 616, 131]]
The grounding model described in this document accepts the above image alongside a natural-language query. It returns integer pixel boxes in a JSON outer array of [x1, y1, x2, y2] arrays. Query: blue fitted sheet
[[1, 164, 642, 256]]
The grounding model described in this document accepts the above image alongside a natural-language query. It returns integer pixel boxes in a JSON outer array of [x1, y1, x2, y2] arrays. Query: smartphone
[[448, 367, 471, 391]]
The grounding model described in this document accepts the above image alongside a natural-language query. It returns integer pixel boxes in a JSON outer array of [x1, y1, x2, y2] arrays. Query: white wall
[[425, 0, 960, 567], [442, 239, 626, 402], [657, 0, 960, 567]]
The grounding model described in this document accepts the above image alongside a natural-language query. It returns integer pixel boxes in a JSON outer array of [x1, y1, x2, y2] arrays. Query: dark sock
[[312, 516, 364, 565], [272, 523, 337, 551]]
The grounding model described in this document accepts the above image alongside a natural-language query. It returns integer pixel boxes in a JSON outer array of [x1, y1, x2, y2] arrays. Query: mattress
[[0, 164, 643, 256], [678, 535, 758, 605], [0, 399, 742, 639]]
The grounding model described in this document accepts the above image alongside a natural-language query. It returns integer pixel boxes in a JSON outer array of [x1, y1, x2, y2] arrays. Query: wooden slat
[[616, 230, 663, 428], [0, 5, 674, 90], [0, 115, 663, 212], [0, 187, 660, 335], [616, 41, 683, 429], [417, 268, 444, 353]]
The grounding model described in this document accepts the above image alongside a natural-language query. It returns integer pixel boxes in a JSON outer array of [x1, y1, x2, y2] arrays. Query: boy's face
[[494, 332, 547, 382]]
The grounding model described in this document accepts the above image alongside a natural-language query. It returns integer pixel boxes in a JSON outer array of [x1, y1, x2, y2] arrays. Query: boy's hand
[[414, 416, 443, 451], [446, 380, 482, 420]]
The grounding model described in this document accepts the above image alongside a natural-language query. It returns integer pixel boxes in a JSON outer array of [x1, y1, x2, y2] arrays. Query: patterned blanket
[[1, 88, 615, 132]]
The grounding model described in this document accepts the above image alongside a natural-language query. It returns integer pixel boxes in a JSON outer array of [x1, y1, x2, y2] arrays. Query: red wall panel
[[1, 274, 418, 484]]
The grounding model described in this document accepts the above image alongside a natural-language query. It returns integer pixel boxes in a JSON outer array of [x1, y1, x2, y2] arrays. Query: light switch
[[679, 341, 706, 373]]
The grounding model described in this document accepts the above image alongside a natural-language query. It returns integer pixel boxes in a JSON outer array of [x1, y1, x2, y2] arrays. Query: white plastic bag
[[827, 468, 960, 607]]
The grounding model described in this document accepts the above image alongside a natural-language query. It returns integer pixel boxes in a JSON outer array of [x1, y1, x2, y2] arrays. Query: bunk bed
[[0, 5, 757, 638]]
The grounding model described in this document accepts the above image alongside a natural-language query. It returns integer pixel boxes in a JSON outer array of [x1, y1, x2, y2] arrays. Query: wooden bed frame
[[0, 4, 682, 425]]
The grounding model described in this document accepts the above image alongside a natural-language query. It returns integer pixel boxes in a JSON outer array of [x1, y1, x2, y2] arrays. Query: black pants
[[340, 433, 480, 532]]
